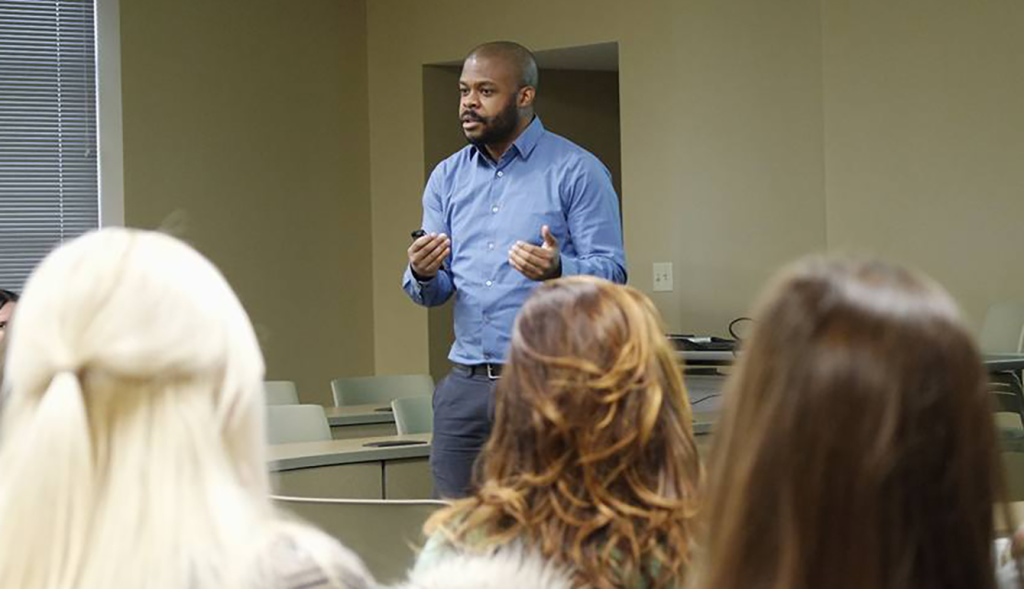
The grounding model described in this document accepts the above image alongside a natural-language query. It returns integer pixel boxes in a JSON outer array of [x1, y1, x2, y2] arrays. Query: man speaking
[[402, 41, 626, 498]]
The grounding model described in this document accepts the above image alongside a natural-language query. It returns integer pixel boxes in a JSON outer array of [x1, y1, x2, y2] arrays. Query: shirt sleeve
[[558, 155, 627, 283], [402, 165, 455, 306]]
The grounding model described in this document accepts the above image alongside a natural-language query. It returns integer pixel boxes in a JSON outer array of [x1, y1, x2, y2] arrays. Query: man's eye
[[481, 89, 494, 96]]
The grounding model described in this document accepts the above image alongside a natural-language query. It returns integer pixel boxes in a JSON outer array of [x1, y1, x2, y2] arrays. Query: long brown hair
[[427, 276, 703, 588], [703, 257, 1010, 589]]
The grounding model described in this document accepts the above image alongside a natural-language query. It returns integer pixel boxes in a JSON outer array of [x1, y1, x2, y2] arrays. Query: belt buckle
[[486, 364, 501, 380]]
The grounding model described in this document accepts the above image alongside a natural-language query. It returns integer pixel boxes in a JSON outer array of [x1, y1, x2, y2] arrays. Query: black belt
[[455, 363, 503, 379]]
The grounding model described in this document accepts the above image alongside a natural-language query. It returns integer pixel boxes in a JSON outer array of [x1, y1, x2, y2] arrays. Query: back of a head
[[430, 276, 702, 589], [704, 257, 1000, 589], [0, 229, 277, 589]]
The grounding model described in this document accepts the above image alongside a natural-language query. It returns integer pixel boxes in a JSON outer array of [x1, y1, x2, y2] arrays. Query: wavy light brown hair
[[426, 276, 703, 588], [702, 257, 1014, 589]]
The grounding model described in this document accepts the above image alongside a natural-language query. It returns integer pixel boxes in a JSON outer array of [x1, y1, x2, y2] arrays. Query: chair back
[[266, 404, 331, 445], [980, 301, 1024, 354], [273, 495, 447, 584], [391, 395, 434, 435], [331, 374, 434, 406], [264, 380, 300, 405]]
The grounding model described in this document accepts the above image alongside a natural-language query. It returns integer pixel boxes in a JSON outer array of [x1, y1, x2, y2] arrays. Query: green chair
[[264, 380, 300, 405], [330, 374, 434, 406], [391, 395, 434, 435], [266, 404, 331, 445], [272, 495, 448, 584]]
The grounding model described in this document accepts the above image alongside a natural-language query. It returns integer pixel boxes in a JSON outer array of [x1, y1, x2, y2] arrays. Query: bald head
[[466, 41, 538, 90], [459, 41, 538, 154]]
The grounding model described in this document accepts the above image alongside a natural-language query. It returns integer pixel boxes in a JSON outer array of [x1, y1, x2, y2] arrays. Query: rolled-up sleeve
[[559, 155, 627, 283]]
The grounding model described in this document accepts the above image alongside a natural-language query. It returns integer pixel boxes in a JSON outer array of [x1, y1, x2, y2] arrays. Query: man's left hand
[[509, 225, 561, 281]]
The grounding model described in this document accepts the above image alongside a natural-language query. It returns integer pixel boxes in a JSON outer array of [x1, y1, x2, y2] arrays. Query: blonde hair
[[427, 276, 702, 589], [0, 229, 354, 589]]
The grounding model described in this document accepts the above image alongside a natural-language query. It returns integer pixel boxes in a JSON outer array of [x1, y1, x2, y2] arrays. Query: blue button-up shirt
[[402, 117, 626, 365]]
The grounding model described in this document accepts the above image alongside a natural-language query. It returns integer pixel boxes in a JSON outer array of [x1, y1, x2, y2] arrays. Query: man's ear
[[518, 86, 536, 109]]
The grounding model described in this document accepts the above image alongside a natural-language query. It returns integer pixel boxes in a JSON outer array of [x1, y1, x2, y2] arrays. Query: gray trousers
[[430, 366, 496, 499]]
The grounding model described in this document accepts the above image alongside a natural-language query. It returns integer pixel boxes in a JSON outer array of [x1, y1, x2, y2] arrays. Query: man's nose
[[462, 91, 479, 108]]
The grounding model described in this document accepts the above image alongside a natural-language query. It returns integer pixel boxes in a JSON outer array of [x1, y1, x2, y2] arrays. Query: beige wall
[[537, 69, 623, 199], [368, 0, 827, 373], [420, 66, 461, 382], [115, 0, 1023, 384], [120, 0, 374, 405], [821, 0, 1024, 327]]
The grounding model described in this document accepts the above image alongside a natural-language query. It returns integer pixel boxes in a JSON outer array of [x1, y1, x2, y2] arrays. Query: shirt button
[[487, 242, 495, 250], [485, 280, 493, 287], [496, 171, 504, 178], [491, 206, 499, 213]]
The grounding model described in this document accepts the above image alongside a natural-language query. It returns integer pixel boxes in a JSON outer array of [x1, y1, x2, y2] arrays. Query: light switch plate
[[653, 262, 673, 292]]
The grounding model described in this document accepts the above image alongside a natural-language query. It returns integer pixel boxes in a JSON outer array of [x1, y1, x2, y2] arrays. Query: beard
[[462, 97, 519, 148]]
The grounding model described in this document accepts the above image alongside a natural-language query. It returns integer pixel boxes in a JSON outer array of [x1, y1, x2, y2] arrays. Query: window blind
[[0, 0, 99, 291]]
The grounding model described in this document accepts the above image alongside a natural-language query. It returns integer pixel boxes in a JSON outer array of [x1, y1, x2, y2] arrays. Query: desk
[[269, 434, 431, 500], [676, 351, 1024, 373], [677, 350, 736, 366], [325, 404, 398, 439], [270, 407, 719, 501]]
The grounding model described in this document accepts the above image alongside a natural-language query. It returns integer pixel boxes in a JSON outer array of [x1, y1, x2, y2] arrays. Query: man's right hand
[[408, 232, 451, 280]]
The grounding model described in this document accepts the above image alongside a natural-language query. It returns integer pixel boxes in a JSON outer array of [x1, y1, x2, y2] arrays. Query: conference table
[[269, 433, 431, 499], [270, 352, 1024, 501], [269, 410, 721, 500]]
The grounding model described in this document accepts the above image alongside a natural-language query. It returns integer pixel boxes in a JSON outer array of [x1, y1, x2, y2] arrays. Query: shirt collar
[[470, 116, 545, 163], [511, 116, 544, 160]]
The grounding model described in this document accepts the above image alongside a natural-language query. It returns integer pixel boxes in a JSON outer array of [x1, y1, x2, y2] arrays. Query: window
[[0, 0, 100, 291]]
